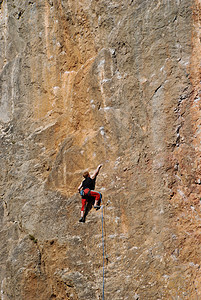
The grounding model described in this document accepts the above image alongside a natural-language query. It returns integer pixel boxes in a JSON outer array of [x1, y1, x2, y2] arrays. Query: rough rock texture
[[0, 0, 200, 299]]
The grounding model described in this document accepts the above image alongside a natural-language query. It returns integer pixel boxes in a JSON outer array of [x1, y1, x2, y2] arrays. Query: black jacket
[[82, 177, 96, 190]]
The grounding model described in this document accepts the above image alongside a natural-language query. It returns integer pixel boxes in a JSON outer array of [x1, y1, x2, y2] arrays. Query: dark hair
[[83, 171, 89, 178]]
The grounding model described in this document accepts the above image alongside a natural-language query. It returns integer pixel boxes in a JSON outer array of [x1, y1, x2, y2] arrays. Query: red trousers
[[81, 188, 101, 211]]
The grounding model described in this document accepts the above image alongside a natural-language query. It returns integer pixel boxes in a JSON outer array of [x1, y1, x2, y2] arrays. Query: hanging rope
[[101, 205, 105, 300]]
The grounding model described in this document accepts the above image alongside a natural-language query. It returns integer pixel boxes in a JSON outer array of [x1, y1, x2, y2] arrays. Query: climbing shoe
[[79, 217, 85, 223], [94, 205, 100, 210]]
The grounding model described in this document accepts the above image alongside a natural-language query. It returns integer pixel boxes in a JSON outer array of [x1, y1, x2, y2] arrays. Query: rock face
[[0, 0, 200, 299]]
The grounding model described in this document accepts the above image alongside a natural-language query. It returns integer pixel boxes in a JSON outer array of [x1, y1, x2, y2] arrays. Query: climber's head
[[83, 171, 90, 178]]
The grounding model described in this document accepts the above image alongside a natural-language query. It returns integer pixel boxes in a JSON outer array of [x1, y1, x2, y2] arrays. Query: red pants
[[81, 188, 101, 211]]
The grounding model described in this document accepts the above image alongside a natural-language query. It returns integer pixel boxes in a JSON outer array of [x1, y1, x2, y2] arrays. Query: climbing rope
[[101, 205, 105, 300]]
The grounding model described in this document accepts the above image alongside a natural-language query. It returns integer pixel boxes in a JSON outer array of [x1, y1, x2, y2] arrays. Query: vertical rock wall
[[0, 0, 200, 299]]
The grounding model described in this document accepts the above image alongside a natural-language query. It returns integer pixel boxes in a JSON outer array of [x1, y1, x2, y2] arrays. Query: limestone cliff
[[0, 0, 200, 299]]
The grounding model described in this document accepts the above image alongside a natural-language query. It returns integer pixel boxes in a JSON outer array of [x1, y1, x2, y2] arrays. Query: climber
[[78, 164, 103, 222]]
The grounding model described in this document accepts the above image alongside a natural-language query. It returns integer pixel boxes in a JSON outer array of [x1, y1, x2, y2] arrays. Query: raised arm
[[91, 164, 103, 180]]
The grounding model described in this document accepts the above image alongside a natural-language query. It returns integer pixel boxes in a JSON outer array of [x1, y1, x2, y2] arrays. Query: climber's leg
[[79, 198, 87, 222], [89, 190, 102, 208], [81, 198, 87, 212]]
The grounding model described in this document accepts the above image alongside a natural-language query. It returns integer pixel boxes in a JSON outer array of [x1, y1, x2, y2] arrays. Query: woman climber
[[78, 164, 102, 222]]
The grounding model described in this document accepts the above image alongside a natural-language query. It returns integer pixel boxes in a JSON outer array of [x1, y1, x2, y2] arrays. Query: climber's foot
[[94, 205, 100, 210], [79, 217, 85, 223]]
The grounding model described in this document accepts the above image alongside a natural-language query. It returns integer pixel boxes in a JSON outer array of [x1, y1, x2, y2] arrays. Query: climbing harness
[[80, 190, 85, 196], [80, 189, 91, 197], [101, 205, 105, 300], [80, 189, 101, 198]]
